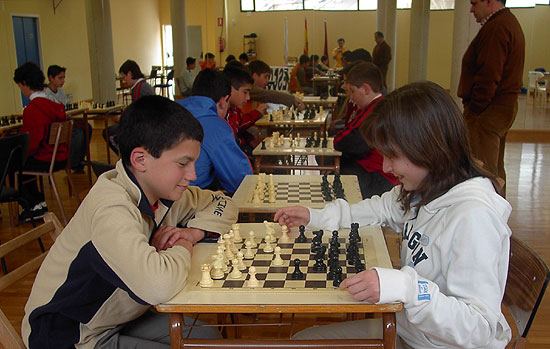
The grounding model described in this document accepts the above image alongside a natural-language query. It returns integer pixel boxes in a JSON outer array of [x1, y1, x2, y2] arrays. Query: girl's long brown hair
[[361, 81, 495, 213]]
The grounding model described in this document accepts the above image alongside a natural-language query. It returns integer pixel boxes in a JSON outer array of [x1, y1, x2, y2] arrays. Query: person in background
[[13, 62, 67, 222], [177, 69, 252, 194], [332, 38, 347, 68], [289, 54, 313, 94], [225, 55, 236, 64], [275, 81, 512, 349], [199, 52, 216, 70], [177, 57, 196, 97], [372, 31, 392, 89], [45, 64, 92, 174], [318, 55, 330, 72], [239, 53, 249, 65]]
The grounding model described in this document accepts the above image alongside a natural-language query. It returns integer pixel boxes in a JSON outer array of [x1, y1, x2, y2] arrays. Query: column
[[171, 0, 188, 85], [84, 0, 116, 103], [408, 0, 430, 83], [450, 1, 480, 106], [377, 0, 397, 91]]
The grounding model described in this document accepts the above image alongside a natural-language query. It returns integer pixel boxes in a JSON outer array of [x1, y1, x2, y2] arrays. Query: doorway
[[12, 15, 41, 107]]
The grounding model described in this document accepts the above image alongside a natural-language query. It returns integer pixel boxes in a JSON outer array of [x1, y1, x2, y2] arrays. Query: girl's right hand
[[273, 206, 310, 228]]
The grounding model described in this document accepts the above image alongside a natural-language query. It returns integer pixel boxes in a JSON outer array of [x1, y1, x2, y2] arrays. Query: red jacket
[[334, 96, 399, 185], [20, 96, 68, 162], [225, 106, 262, 148]]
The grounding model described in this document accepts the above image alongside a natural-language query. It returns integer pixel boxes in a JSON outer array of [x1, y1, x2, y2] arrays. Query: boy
[[238, 53, 249, 65], [223, 63, 268, 159], [178, 69, 252, 194], [332, 38, 347, 68], [199, 52, 216, 70], [177, 56, 196, 97], [13, 62, 67, 221], [22, 95, 237, 348], [243, 59, 305, 114], [334, 62, 398, 198], [289, 54, 313, 94], [45, 64, 92, 173]]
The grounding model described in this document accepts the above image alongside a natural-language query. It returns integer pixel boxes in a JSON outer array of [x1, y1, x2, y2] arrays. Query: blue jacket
[[178, 96, 252, 193]]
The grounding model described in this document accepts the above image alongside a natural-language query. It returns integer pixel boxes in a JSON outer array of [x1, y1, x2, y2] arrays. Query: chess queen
[[274, 81, 512, 348]]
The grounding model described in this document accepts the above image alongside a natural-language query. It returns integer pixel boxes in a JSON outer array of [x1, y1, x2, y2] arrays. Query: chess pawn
[[232, 224, 242, 242], [247, 231, 257, 247], [252, 190, 261, 204], [230, 259, 242, 279], [263, 239, 273, 253], [272, 246, 284, 266], [199, 264, 214, 287], [244, 240, 255, 259], [237, 251, 247, 270], [211, 255, 225, 279], [279, 134, 285, 146], [280, 225, 291, 243], [268, 191, 276, 203], [247, 266, 259, 287], [225, 240, 234, 260]]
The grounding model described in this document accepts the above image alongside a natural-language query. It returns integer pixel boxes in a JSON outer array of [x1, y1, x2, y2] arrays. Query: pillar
[[408, 0, 430, 83], [377, 0, 397, 91], [84, 0, 116, 103], [171, 0, 188, 85]]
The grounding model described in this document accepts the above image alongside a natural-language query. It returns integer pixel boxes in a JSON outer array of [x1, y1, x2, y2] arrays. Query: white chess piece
[[211, 255, 225, 279], [199, 264, 214, 287], [263, 239, 273, 253], [244, 240, 255, 259], [247, 231, 257, 247], [279, 225, 291, 243], [230, 259, 242, 279], [247, 266, 259, 287], [237, 251, 246, 270], [272, 247, 284, 266], [232, 224, 242, 242], [252, 190, 261, 204], [268, 191, 276, 203]]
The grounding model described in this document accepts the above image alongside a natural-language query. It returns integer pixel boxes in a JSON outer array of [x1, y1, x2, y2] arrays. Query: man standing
[[331, 38, 347, 68], [372, 32, 391, 88], [458, 0, 524, 194]]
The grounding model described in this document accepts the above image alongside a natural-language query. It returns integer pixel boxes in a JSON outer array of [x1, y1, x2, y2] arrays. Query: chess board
[[257, 181, 345, 204]]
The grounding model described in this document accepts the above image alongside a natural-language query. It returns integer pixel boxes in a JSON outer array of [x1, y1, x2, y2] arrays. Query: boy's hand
[[339, 269, 380, 303], [294, 97, 305, 111], [151, 226, 205, 251], [273, 206, 310, 228], [171, 238, 193, 254], [256, 103, 268, 114]]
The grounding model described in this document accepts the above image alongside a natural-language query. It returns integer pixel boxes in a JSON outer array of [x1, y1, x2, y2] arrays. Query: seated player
[[225, 54, 236, 64], [243, 59, 305, 114], [22, 95, 237, 348], [13, 62, 67, 221], [199, 52, 216, 70], [239, 52, 249, 65], [223, 63, 268, 159], [45, 64, 92, 174], [334, 62, 398, 199], [176, 56, 196, 97], [274, 81, 512, 348], [318, 55, 330, 72], [178, 69, 252, 194], [289, 54, 313, 94], [104, 59, 156, 154]]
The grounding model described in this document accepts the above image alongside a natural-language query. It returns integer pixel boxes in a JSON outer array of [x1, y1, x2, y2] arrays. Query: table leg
[[254, 156, 261, 174], [334, 156, 340, 173], [382, 312, 397, 349], [170, 313, 184, 349]]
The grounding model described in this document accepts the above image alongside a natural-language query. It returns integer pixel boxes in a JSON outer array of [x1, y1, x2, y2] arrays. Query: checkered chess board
[[253, 181, 346, 204], [194, 231, 367, 291]]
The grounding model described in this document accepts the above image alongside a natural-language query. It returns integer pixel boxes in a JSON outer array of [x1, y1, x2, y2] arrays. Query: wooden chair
[[22, 120, 80, 225], [0, 214, 61, 348], [0, 133, 29, 228], [504, 235, 549, 348]]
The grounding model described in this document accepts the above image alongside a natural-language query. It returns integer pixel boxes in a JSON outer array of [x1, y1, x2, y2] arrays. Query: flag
[[304, 18, 308, 55], [324, 19, 329, 65], [284, 17, 288, 64]]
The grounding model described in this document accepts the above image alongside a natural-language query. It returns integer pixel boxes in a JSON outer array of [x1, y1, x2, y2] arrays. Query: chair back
[[46, 120, 73, 173], [0, 217, 60, 349], [0, 133, 29, 192], [504, 235, 549, 347], [166, 69, 174, 81], [528, 71, 539, 89], [149, 66, 160, 79]]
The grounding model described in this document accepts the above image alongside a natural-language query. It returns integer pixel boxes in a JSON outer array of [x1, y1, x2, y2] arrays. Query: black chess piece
[[333, 266, 344, 287], [10, 116, 16, 124], [291, 258, 304, 280], [296, 225, 307, 243], [315, 245, 327, 261], [313, 257, 327, 272], [17, 116, 22, 122], [261, 140, 266, 150], [311, 239, 321, 253], [269, 114, 273, 122], [291, 112, 295, 120], [321, 138, 327, 148]]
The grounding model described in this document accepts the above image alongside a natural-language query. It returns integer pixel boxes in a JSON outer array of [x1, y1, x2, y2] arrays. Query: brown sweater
[[457, 8, 525, 114]]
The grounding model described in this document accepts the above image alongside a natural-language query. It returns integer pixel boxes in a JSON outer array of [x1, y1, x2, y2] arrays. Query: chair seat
[[0, 186, 18, 201]]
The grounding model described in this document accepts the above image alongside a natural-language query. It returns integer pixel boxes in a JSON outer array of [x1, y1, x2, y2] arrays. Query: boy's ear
[[216, 95, 230, 117], [361, 83, 372, 95], [252, 72, 259, 81], [129, 147, 148, 172]]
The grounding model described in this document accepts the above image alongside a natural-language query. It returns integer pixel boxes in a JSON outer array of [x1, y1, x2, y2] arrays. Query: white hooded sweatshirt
[[308, 177, 512, 348]]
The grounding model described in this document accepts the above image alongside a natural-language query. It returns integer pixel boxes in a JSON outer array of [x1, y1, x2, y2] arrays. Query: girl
[[274, 81, 512, 348]]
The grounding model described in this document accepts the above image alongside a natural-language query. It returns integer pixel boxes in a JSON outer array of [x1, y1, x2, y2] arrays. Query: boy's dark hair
[[222, 64, 254, 90], [375, 31, 384, 39], [248, 60, 271, 76], [119, 60, 144, 79], [361, 81, 494, 213], [299, 54, 309, 65], [118, 95, 204, 167], [238, 53, 249, 62], [349, 48, 373, 63], [205, 52, 215, 59], [346, 62, 383, 93], [225, 55, 236, 63], [47, 65, 66, 79], [13, 62, 45, 91], [191, 69, 231, 102], [310, 54, 319, 62], [186, 57, 196, 66], [342, 50, 353, 63], [337, 38, 345, 43], [321, 55, 328, 62]]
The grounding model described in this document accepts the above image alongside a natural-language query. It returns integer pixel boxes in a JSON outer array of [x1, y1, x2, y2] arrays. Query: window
[[304, 0, 358, 10]]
